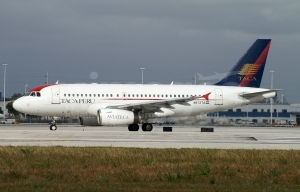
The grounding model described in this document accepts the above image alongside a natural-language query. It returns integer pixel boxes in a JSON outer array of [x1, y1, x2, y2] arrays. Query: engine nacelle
[[97, 109, 139, 125], [79, 117, 99, 126]]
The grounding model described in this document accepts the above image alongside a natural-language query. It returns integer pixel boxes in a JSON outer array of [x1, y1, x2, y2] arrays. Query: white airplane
[[13, 39, 277, 131]]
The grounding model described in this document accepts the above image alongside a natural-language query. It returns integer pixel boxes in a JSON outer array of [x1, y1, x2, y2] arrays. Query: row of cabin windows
[[231, 109, 288, 113], [63, 93, 200, 98]]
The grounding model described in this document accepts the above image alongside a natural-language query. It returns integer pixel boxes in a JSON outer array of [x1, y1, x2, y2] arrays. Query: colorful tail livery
[[215, 39, 271, 88]]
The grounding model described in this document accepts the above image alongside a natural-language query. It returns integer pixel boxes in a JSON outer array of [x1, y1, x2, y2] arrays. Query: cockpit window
[[30, 92, 36, 96], [29, 92, 41, 97]]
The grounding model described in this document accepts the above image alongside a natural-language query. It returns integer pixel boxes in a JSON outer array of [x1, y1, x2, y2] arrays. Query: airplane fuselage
[[13, 84, 275, 119]]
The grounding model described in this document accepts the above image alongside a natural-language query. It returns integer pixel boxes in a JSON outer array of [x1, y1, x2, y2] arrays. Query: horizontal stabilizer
[[239, 89, 281, 99]]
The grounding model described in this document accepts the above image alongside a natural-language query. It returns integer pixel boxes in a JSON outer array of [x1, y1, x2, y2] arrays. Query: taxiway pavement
[[0, 124, 300, 149]]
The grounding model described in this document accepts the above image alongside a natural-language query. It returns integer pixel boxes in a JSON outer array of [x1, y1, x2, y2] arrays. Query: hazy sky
[[1, 0, 300, 102]]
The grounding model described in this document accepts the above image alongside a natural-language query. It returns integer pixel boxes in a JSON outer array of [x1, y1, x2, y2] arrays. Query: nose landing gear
[[49, 118, 57, 131]]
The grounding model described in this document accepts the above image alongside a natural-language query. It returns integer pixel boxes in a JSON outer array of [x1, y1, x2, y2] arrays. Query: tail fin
[[215, 39, 271, 88]]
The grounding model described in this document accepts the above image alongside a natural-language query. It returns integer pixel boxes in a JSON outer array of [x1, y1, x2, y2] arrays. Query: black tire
[[142, 123, 153, 132], [50, 125, 57, 131], [128, 124, 139, 131]]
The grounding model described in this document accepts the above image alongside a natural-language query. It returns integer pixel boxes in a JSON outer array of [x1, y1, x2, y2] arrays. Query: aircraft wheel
[[128, 124, 139, 131], [50, 125, 57, 131], [128, 124, 132, 131], [142, 123, 153, 132]]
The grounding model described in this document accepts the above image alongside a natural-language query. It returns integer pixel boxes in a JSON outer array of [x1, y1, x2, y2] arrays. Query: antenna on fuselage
[[55, 80, 59, 84]]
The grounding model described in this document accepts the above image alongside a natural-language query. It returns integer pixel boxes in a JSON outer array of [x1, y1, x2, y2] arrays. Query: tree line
[[1, 93, 23, 118]]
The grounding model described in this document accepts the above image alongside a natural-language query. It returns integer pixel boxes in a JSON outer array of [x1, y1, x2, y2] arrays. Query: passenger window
[[98, 94, 100, 97], [117, 94, 119, 97], [161, 94, 164, 97], [170, 95, 172, 97], [110, 94, 113, 97], [89, 94, 92, 97], [106, 94, 108, 97], [128, 94, 130, 97], [68, 94, 70, 97], [178, 95, 180, 97], [64, 94, 66, 97], [37, 92, 41, 97], [157, 94, 159, 97], [166, 94, 168, 97], [137, 94, 139, 97], [94, 94, 96, 97], [77, 94, 79, 97], [102, 94, 104, 97], [72, 94, 75, 97], [145, 94, 147, 97]]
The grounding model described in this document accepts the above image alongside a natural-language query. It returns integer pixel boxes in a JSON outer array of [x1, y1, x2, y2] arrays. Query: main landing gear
[[128, 123, 153, 132], [49, 118, 57, 131]]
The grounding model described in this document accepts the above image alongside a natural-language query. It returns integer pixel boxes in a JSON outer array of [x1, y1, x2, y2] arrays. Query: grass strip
[[0, 146, 300, 191]]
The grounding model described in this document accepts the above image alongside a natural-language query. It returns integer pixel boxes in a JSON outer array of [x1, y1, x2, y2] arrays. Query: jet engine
[[97, 109, 139, 126]]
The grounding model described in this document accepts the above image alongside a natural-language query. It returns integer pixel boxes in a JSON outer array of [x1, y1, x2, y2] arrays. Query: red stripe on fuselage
[[29, 84, 53, 92]]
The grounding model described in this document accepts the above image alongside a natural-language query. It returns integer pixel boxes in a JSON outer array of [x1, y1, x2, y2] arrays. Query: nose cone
[[13, 98, 23, 112]]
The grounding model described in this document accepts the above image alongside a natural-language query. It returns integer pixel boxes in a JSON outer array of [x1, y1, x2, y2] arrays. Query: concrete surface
[[0, 124, 300, 149]]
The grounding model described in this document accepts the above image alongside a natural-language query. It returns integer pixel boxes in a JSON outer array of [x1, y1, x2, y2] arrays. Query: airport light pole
[[25, 84, 28, 94], [3, 63, 7, 119], [140, 68, 145, 84], [270, 70, 274, 125], [46, 71, 48, 84]]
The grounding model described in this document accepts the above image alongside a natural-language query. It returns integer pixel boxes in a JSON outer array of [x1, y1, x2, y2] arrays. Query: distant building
[[208, 103, 300, 125]]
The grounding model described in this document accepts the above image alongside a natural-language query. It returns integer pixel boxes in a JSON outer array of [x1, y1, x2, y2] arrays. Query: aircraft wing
[[239, 89, 281, 99], [109, 97, 193, 112], [108, 93, 211, 112]]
